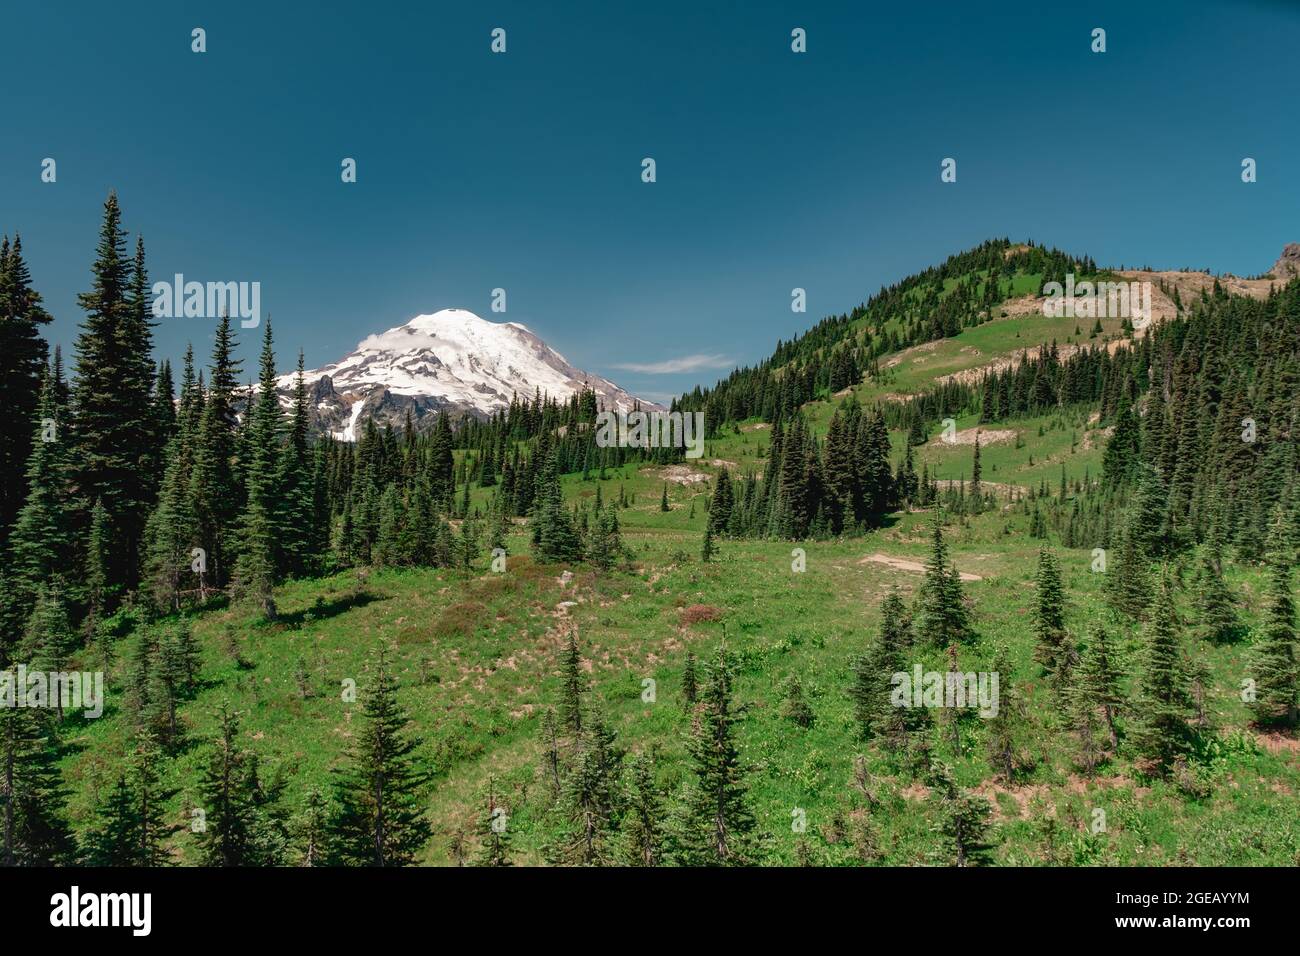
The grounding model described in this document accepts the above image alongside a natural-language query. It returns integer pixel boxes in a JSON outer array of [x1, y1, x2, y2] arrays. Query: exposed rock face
[[1271, 243, 1300, 280]]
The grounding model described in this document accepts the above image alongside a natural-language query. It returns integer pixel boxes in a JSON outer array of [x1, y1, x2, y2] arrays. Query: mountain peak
[[274, 308, 654, 440]]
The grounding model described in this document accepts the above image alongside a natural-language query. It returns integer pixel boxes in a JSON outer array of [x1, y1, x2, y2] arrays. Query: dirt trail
[[858, 552, 983, 581]]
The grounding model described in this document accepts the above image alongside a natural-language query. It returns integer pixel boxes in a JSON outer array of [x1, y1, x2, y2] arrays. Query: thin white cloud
[[610, 353, 735, 374]]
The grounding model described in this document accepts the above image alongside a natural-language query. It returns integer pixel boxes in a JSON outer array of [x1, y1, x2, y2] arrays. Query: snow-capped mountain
[[270, 308, 657, 440]]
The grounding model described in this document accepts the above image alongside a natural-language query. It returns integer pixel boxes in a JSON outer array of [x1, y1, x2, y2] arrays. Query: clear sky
[[3, 0, 1297, 403]]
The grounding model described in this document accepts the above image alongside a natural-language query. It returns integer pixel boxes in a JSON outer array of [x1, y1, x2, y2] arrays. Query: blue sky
[[2, 0, 1297, 402]]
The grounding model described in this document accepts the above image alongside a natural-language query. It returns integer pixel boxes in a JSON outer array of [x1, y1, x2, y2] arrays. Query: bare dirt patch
[[929, 426, 1017, 447], [858, 552, 983, 582], [660, 465, 710, 486], [1254, 730, 1300, 755], [680, 604, 723, 626]]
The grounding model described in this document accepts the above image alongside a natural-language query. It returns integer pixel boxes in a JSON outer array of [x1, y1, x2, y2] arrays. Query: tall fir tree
[[1130, 568, 1194, 771], [232, 319, 281, 618], [190, 315, 243, 589], [1247, 510, 1299, 726], [0, 235, 53, 549]]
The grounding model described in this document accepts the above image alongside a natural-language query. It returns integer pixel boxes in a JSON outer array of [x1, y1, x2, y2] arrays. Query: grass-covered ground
[[59, 452, 1300, 865]]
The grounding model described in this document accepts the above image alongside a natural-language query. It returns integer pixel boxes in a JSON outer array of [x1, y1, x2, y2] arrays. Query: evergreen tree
[[1072, 624, 1123, 755], [1106, 516, 1151, 619], [851, 589, 909, 739], [196, 704, 283, 866], [0, 705, 73, 865], [708, 468, 733, 535], [191, 316, 243, 589], [83, 499, 113, 634], [984, 644, 1029, 783], [277, 353, 319, 578], [681, 652, 698, 706], [1192, 546, 1241, 644], [0, 235, 53, 548], [84, 734, 177, 865], [913, 517, 973, 646], [550, 705, 623, 866], [329, 652, 432, 865], [233, 319, 282, 618], [1247, 510, 1299, 726], [559, 629, 586, 737], [1032, 548, 1068, 676], [294, 787, 332, 867], [1, 368, 71, 654], [678, 648, 757, 865], [23, 583, 76, 718], [927, 759, 994, 867], [1130, 568, 1194, 772], [70, 196, 156, 594], [620, 751, 664, 866], [531, 450, 582, 562]]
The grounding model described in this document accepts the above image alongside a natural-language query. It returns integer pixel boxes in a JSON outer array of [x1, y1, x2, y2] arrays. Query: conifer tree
[[83, 498, 113, 633], [82, 774, 138, 866], [191, 316, 243, 589], [233, 320, 282, 618], [551, 705, 623, 866], [913, 517, 973, 646], [681, 652, 698, 706], [679, 648, 757, 865], [1247, 510, 1299, 726], [70, 196, 156, 594], [85, 734, 177, 865], [1106, 516, 1151, 619], [0, 705, 73, 865], [851, 589, 909, 739], [559, 628, 586, 737], [294, 787, 332, 867], [1131, 568, 1194, 771], [1, 368, 71, 652], [620, 751, 665, 866], [1072, 624, 1123, 754], [23, 583, 76, 718], [277, 354, 318, 578], [531, 450, 582, 562], [1192, 545, 1241, 644], [927, 759, 994, 867], [701, 521, 715, 562], [984, 644, 1029, 783], [708, 468, 733, 534], [1032, 548, 1067, 676], [196, 704, 284, 866], [0, 235, 53, 547], [329, 652, 432, 865]]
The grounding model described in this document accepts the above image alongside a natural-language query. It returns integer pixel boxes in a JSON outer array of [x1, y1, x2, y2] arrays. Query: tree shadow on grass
[[276, 589, 383, 629]]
